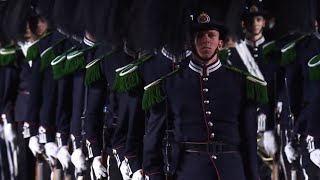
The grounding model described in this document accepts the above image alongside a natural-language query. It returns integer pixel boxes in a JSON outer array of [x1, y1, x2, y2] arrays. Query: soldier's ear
[[218, 40, 223, 49]]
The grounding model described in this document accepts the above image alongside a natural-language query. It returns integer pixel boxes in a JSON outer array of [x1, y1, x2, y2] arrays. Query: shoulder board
[[262, 40, 276, 59], [0, 47, 18, 66], [308, 54, 320, 81], [217, 48, 231, 63], [224, 65, 268, 104], [280, 34, 307, 66], [142, 69, 180, 110], [84, 50, 114, 86], [40, 38, 67, 72], [112, 53, 154, 92]]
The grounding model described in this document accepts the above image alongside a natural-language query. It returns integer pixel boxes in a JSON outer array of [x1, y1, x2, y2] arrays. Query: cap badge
[[197, 12, 210, 24], [250, 5, 259, 13]]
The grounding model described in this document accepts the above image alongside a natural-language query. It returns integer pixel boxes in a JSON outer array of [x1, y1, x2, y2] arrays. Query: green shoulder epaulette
[[142, 69, 179, 110], [26, 32, 53, 61], [0, 46, 18, 66], [262, 40, 276, 59], [84, 50, 114, 86], [112, 53, 154, 92], [40, 38, 67, 72], [308, 54, 320, 81], [225, 65, 268, 104], [217, 48, 231, 63], [65, 43, 100, 76], [26, 40, 39, 61], [50, 46, 76, 80], [281, 34, 307, 66]]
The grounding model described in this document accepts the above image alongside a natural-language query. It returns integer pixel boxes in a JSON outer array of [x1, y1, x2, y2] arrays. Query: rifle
[[284, 78, 299, 180], [74, 85, 89, 180], [272, 72, 281, 180]]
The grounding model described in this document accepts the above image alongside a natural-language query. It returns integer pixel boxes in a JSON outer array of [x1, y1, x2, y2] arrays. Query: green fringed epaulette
[[217, 48, 230, 63], [0, 48, 17, 66], [280, 41, 296, 66], [65, 44, 100, 76], [113, 54, 154, 92], [246, 75, 268, 104], [50, 46, 77, 80], [225, 65, 268, 104], [40, 38, 67, 72], [280, 35, 307, 66], [85, 50, 115, 86], [142, 69, 179, 110], [40, 47, 56, 72], [262, 40, 276, 59], [308, 54, 320, 81], [26, 32, 53, 62], [26, 40, 39, 61]]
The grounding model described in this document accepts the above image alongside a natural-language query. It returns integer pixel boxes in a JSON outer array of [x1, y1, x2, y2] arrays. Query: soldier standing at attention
[[143, 1, 265, 180]]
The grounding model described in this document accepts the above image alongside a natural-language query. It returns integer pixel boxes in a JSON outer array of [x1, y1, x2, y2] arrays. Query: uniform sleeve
[[26, 58, 42, 136], [70, 71, 85, 149], [125, 89, 145, 172], [85, 78, 106, 157], [55, 76, 72, 146], [305, 81, 320, 145], [1, 65, 19, 124], [239, 98, 258, 180], [143, 100, 167, 180], [39, 67, 58, 143]]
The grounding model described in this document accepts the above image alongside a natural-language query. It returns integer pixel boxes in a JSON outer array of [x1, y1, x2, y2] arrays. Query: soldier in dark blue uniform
[[282, 1, 320, 179], [143, 1, 262, 180], [116, 47, 191, 180], [230, 1, 281, 179], [0, 1, 19, 177]]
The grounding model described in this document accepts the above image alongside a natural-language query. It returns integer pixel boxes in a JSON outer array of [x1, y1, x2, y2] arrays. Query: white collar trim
[[189, 60, 222, 76], [245, 36, 265, 47], [83, 37, 95, 47], [161, 47, 192, 62]]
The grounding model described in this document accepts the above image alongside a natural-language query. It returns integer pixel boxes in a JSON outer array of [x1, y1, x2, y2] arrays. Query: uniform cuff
[[306, 135, 320, 152], [126, 156, 142, 173], [145, 172, 165, 180], [71, 134, 82, 149], [56, 133, 69, 147], [86, 140, 102, 158]]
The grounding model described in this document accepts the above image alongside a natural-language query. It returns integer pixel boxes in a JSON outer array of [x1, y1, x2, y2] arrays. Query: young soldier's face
[[36, 18, 48, 37], [246, 16, 265, 35], [194, 30, 223, 60]]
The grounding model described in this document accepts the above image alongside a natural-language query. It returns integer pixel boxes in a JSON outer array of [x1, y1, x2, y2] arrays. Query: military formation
[[0, 0, 320, 180]]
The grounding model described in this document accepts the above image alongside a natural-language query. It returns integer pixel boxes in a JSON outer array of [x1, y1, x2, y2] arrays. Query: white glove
[[284, 142, 298, 163], [91, 156, 107, 179], [71, 148, 87, 171], [132, 169, 145, 180], [57, 146, 71, 169], [120, 158, 132, 180], [262, 131, 278, 156], [310, 149, 320, 168], [3, 123, 16, 143], [28, 136, 43, 156], [44, 142, 58, 165]]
